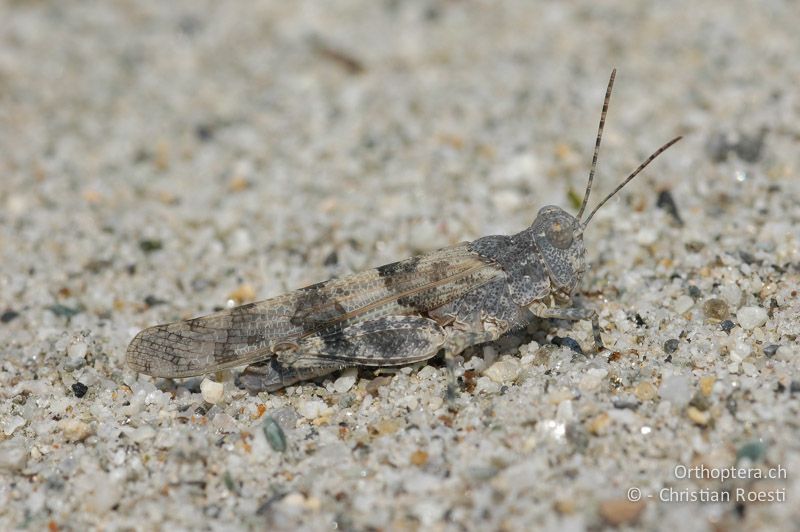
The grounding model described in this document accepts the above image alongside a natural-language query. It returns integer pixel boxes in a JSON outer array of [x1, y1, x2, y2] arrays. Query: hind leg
[[239, 358, 348, 392], [241, 315, 447, 392]]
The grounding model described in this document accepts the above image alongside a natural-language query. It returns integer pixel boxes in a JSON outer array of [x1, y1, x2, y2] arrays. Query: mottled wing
[[126, 244, 505, 378]]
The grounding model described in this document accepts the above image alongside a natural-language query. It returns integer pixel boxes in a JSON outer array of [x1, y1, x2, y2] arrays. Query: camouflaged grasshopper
[[127, 70, 681, 392]]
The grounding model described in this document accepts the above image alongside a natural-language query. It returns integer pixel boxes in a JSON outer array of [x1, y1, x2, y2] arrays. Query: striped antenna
[[582, 136, 683, 227], [577, 69, 616, 221]]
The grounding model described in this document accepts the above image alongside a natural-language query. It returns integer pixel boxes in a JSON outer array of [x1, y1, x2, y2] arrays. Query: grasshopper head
[[527, 71, 682, 299], [531, 205, 586, 295]]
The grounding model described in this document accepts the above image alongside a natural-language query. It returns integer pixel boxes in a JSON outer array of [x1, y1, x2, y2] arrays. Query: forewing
[[126, 301, 293, 378], [126, 244, 505, 378]]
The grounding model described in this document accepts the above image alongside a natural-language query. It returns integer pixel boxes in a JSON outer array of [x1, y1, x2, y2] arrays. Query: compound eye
[[545, 220, 573, 249]]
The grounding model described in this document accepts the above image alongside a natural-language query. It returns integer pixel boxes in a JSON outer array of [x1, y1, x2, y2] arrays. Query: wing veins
[[297, 261, 498, 339]]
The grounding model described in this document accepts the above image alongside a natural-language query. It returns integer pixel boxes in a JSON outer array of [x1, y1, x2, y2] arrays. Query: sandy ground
[[1, 1, 799, 530]]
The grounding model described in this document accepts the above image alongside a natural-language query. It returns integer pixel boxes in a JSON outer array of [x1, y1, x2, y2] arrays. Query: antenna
[[582, 136, 683, 227], [577, 69, 616, 221]]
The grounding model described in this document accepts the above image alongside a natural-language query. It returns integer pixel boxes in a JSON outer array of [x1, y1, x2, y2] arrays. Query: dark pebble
[[656, 190, 684, 226], [144, 295, 168, 307], [324, 250, 339, 266], [688, 285, 702, 299], [48, 304, 81, 318], [663, 338, 680, 354], [223, 471, 239, 495], [263, 416, 287, 453], [190, 278, 211, 291], [720, 320, 735, 333], [552, 336, 583, 355], [738, 250, 758, 265], [689, 392, 711, 411], [736, 441, 766, 463], [256, 493, 287, 516], [706, 128, 767, 163], [705, 132, 730, 163], [612, 399, 639, 410], [565, 424, 589, 452], [1, 309, 19, 323], [734, 128, 767, 163], [684, 241, 705, 253], [763, 344, 780, 357], [46, 475, 65, 491], [71, 382, 89, 398], [203, 505, 222, 518], [177, 14, 202, 35], [726, 395, 738, 415], [195, 124, 214, 141], [791, 381, 800, 394], [139, 239, 163, 253], [84, 259, 113, 273]]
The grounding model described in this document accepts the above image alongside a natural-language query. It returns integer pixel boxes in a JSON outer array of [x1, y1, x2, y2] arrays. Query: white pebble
[[497, 153, 539, 185], [463, 355, 486, 372], [729, 340, 751, 362], [129, 425, 156, 442], [298, 398, 328, 419], [408, 219, 448, 251], [556, 400, 574, 422], [227, 228, 253, 257], [200, 378, 225, 404], [483, 357, 521, 384], [673, 295, 694, 314], [428, 396, 444, 411], [0, 439, 28, 472], [636, 227, 658, 246], [482, 345, 498, 367], [413, 499, 446, 527], [333, 368, 358, 393], [474, 376, 501, 395], [67, 340, 88, 359], [416, 365, 440, 380], [283, 492, 306, 508], [492, 189, 522, 212], [2, 415, 26, 436], [58, 418, 93, 442], [85, 473, 122, 513], [658, 374, 692, 407], [26, 490, 46, 514], [736, 306, 768, 330], [211, 413, 238, 433], [775, 346, 794, 362], [579, 368, 608, 393], [400, 394, 419, 410], [719, 284, 742, 306]]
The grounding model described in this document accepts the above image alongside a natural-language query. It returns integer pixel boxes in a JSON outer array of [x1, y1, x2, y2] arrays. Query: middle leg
[[530, 302, 603, 352]]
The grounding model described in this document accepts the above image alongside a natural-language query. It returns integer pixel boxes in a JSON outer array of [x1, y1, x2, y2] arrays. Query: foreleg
[[530, 303, 603, 352]]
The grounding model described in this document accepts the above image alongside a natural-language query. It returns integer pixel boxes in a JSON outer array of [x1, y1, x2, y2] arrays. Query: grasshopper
[[127, 70, 681, 392]]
